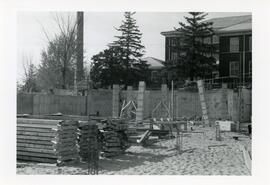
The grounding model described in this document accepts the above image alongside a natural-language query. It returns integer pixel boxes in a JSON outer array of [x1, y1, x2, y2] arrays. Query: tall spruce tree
[[90, 46, 125, 88], [112, 12, 149, 86], [168, 12, 216, 81]]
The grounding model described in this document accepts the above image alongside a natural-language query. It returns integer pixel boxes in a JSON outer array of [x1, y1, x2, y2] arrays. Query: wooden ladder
[[197, 80, 210, 126]]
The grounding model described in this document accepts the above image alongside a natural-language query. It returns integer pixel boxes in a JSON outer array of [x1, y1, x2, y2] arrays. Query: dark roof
[[161, 14, 252, 36]]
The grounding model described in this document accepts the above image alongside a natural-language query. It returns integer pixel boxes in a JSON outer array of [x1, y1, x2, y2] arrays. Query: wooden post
[[126, 86, 133, 103], [136, 81, 145, 123], [176, 124, 180, 153], [171, 81, 174, 120], [112, 84, 120, 118], [216, 122, 221, 141], [176, 93, 179, 119]]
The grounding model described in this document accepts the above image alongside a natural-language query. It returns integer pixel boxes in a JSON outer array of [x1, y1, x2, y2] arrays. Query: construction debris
[[17, 118, 79, 165], [100, 118, 130, 157], [77, 121, 99, 161], [77, 121, 99, 174]]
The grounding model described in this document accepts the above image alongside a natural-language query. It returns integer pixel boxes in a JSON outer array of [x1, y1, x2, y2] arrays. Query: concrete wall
[[205, 89, 229, 122], [17, 90, 112, 117], [17, 88, 252, 123], [17, 93, 33, 114], [32, 94, 86, 115], [227, 88, 251, 122], [87, 90, 112, 117]]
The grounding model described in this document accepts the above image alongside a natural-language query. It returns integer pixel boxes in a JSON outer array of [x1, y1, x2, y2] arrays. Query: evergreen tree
[[167, 12, 216, 81], [112, 12, 149, 86], [90, 46, 125, 88]]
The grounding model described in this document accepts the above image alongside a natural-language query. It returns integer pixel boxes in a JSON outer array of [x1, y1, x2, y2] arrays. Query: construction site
[[16, 80, 252, 175], [15, 11, 253, 175]]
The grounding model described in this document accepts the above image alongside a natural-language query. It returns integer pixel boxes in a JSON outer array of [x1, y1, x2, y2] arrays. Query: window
[[179, 51, 186, 56], [171, 38, 177, 46], [213, 35, 219, 44], [229, 61, 239, 77], [204, 37, 211, 44], [230, 37, 239, 52], [151, 71, 158, 82], [171, 52, 178, 60]]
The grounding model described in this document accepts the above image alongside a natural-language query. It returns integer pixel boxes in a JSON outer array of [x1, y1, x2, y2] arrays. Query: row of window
[[229, 60, 252, 77], [167, 35, 220, 46], [229, 36, 252, 53], [167, 35, 252, 55]]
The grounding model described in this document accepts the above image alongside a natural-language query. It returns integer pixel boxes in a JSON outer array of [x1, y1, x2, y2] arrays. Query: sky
[[17, 12, 251, 82]]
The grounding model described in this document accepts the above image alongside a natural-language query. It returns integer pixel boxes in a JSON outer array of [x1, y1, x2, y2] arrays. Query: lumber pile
[[100, 118, 130, 157], [17, 118, 79, 165], [77, 121, 99, 162]]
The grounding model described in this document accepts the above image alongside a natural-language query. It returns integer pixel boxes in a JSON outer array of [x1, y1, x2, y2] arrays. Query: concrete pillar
[[144, 90, 151, 118], [136, 81, 145, 122], [112, 84, 120, 118], [161, 84, 168, 102]]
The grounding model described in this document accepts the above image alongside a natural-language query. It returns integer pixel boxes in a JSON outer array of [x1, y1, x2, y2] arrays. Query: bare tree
[[20, 54, 38, 92], [37, 13, 80, 89]]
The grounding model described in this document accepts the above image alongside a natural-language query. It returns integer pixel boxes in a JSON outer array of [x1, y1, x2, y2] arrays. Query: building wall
[[219, 34, 252, 81]]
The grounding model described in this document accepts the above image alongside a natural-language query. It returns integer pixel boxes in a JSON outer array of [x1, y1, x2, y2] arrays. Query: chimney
[[76, 11, 84, 82]]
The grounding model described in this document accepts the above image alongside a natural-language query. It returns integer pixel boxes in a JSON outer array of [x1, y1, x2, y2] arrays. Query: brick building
[[161, 15, 252, 87]]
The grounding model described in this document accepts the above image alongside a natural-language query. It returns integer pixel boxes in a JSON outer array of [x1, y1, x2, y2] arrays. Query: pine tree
[[112, 12, 149, 86], [169, 12, 216, 81], [90, 46, 125, 88]]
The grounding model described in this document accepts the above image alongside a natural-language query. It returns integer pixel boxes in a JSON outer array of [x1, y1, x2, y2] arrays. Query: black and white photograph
[[1, 0, 270, 184], [16, 11, 252, 175]]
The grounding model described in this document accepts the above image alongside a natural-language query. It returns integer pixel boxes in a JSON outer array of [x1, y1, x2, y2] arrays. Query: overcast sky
[[17, 12, 250, 82]]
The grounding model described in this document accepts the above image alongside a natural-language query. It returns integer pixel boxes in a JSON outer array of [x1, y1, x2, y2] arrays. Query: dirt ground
[[17, 126, 251, 175]]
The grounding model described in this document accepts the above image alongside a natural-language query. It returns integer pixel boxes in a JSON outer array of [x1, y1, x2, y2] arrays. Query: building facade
[[161, 15, 252, 88], [217, 21, 252, 87]]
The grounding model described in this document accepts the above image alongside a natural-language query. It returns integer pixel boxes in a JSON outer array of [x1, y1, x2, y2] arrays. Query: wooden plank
[[57, 120, 78, 126], [54, 146, 78, 153], [53, 144, 77, 150], [17, 126, 55, 133], [17, 131, 57, 137], [17, 135, 53, 141], [17, 114, 89, 121], [55, 150, 78, 157], [17, 142, 54, 149], [51, 137, 76, 144], [53, 126, 78, 131], [17, 123, 56, 129], [240, 144, 251, 173], [17, 139, 53, 145], [17, 151, 58, 159], [17, 118, 62, 125], [137, 130, 151, 144], [17, 155, 56, 163], [17, 146, 55, 154]]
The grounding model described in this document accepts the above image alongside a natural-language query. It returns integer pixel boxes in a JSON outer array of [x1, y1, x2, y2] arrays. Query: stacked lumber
[[77, 121, 99, 162], [17, 118, 79, 165], [101, 118, 130, 157]]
